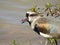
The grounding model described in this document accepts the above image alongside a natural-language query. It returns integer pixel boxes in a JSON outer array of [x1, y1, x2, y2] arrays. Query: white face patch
[[28, 16, 37, 22], [26, 12, 37, 14], [26, 11, 37, 22], [28, 17, 32, 22]]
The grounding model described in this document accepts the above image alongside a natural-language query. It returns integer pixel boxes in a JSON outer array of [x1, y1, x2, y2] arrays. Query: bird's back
[[31, 16, 60, 38]]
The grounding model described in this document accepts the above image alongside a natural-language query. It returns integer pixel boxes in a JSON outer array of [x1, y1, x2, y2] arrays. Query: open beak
[[21, 17, 27, 23]]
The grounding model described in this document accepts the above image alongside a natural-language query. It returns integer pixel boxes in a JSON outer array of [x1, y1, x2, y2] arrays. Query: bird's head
[[22, 11, 38, 25]]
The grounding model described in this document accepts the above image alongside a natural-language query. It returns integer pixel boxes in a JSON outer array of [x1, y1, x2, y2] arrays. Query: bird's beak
[[21, 17, 27, 23]]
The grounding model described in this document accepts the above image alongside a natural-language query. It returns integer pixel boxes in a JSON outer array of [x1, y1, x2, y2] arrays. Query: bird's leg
[[45, 39, 48, 45], [50, 39, 58, 45], [48, 38, 58, 45], [54, 39, 58, 45]]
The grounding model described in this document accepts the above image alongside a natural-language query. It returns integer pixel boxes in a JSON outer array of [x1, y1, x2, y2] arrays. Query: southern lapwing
[[22, 11, 60, 45]]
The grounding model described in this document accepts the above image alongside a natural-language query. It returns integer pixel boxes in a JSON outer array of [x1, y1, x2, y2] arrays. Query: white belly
[[40, 32, 52, 38]]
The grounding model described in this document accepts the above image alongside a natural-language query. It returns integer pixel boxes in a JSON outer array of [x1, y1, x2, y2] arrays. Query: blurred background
[[0, 0, 60, 45]]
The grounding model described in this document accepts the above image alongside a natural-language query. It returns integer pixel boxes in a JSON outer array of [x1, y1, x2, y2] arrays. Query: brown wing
[[36, 22, 50, 34]]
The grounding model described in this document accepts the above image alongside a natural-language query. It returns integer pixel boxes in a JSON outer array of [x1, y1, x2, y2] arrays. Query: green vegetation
[[28, 6, 40, 14], [11, 40, 17, 45], [11, 40, 22, 45], [48, 38, 55, 44]]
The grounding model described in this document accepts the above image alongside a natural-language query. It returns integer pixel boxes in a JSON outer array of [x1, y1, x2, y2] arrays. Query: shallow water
[[0, 0, 60, 45]]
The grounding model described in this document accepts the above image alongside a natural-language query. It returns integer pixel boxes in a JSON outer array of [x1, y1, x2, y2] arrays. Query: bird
[[22, 11, 60, 45]]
